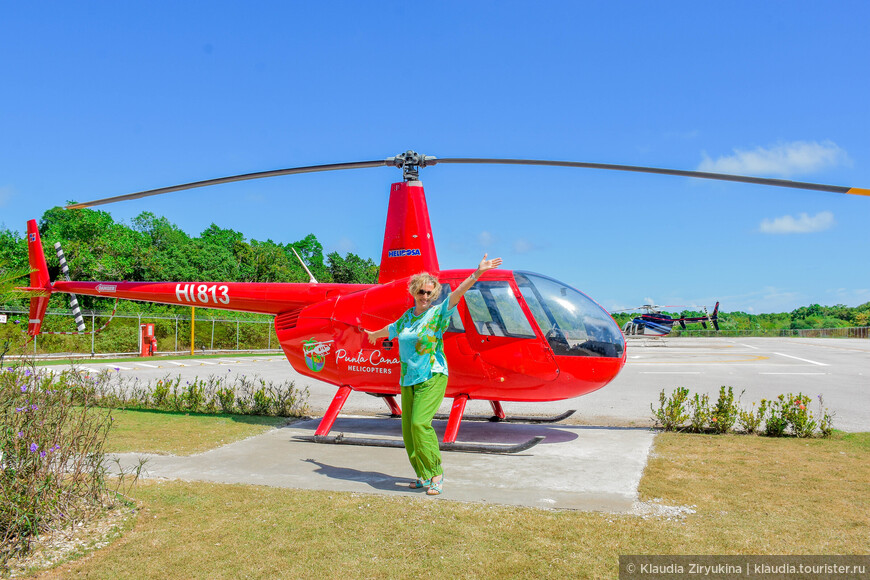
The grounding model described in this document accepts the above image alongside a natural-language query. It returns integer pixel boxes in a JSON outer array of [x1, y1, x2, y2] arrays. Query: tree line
[[1, 207, 867, 329], [611, 302, 870, 331], [0, 206, 378, 314]]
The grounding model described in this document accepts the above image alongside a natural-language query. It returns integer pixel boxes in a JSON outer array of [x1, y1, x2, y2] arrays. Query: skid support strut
[[443, 394, 469, 444], [383, 395, 402, 417], [315, 385, 352, 437]]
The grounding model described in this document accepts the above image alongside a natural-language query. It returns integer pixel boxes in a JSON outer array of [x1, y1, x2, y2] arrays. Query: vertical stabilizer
[[378, 181, 440, 283], [25, 220, 51, 336]]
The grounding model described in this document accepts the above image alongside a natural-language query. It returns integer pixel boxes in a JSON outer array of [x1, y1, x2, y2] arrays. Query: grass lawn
[[104, 408, 291, 456], [22, 417, 870, 578]]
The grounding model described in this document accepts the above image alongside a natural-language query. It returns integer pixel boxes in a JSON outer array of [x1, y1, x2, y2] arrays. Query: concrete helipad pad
[[112, 416, 656, 511]]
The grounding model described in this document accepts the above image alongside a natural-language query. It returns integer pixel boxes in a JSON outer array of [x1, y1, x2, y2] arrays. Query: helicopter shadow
[[302, 458, 415, 492], [292, 415, 581, 447]]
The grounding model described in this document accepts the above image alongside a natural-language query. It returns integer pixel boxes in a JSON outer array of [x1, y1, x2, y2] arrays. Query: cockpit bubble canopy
[[515, 271, 625, 359]]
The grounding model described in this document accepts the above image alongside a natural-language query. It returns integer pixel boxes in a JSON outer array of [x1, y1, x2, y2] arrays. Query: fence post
[[91, 312, 95, 357], [236, 320, 240, 350], [174, 316, 178, 354]]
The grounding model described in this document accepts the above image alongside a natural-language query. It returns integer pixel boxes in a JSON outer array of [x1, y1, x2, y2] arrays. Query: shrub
[[181, 380, 205, 412], [0, 364, 128, 564], [687, 392, 711, 433], [252, 386, 274, 415], [764, 396, 789, 437], [738, 399, 768, 434], [651, 387, 689, 431], [710, 386, 740, 434], [782, 393, 816, 438], [217, 387, 236, 413], [152, 379, 170, 407], [817, 395, 835, 437]]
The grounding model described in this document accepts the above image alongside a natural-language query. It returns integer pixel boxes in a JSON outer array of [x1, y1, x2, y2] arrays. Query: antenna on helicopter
[[291, 247, 318, 284]]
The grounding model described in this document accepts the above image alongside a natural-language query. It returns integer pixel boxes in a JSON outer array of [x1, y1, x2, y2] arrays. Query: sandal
[[426, 477, 443, 496], [409, 478, 431, 489]]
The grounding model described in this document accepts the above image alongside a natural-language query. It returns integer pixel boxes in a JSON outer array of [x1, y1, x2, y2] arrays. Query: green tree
[[327, 251, 379, 284]]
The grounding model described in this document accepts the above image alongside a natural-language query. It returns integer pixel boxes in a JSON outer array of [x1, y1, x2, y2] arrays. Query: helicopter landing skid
[[294, 434, 545, 455], [432, 409, 576, 424]]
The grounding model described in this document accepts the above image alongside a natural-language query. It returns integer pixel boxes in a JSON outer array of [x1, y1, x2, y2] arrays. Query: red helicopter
[[20, 151, 868, 452]]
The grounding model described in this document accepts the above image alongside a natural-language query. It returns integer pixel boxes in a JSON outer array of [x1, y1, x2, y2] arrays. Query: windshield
[[514, 271, 624, 358]]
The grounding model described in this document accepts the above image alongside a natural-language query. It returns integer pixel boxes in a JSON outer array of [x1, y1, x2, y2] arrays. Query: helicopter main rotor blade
[[65, 159, 389, 209], [65, 151, 869, 210], [430, 158, 870, 196]]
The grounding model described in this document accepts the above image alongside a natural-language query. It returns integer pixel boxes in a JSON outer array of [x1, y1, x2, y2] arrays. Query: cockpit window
[[463, 281, 536, 337], [514, 272, 624, 358], [432, 284, 464, 332]]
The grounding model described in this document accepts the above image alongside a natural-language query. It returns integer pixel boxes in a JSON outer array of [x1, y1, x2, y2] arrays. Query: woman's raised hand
[[477, 253, 503, 274]]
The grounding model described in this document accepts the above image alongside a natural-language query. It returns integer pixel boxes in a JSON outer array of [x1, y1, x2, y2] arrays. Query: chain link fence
[[672, 327, 869, 339], [0, 307, 281, 359]]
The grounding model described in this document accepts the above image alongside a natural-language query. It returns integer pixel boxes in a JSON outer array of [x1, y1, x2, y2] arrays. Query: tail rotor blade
[[54, 242, 87, 332]]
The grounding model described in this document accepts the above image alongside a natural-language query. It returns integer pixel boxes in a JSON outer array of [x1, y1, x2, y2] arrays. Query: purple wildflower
[[17, 432, 23, 438], [40, 451, 47, 458], [24, 369, 32, 377], [114, 367, 120, 371], [21, 385, 28, 393], [29, 443, 38, 453], [31, 404, 38, 411]]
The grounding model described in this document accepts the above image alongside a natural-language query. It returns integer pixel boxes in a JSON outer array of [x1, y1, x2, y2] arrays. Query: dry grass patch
[[640, 431, 870, 554], [32, 431, 869, 579], [104, 409, 289, 455]]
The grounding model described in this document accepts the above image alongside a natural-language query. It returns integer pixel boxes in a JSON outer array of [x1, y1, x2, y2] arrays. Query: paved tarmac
[[71, 336, 868, 511], [74, 336, 869, 431], [113, 417, 655, 512]]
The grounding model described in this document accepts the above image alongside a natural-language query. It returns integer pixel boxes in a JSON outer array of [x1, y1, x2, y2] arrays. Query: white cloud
[[759, 211, 835, 234], [0, 186, 13, 208], [513, 238, 534, 254], [698, 140, 849, 177], [478, 231, 494, 246]]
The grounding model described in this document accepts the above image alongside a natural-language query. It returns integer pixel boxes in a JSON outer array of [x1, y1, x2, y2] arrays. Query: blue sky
[[1, 2, 868, 314]]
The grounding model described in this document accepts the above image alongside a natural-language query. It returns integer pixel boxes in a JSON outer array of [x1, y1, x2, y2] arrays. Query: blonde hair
[[408, 272, 442, 299]]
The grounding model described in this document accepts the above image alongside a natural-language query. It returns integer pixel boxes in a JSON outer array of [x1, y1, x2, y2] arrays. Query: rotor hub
[[387, 150, 438, 181]]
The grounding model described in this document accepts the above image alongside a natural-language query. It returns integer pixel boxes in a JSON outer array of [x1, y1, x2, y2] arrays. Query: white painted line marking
[[137, 363, 158, 368], [166, 361, 188, 367], [112, 365, 131, 370], [82, 367, 100, 373], [759, 372, 827, 375], [773, 352, 829, 366], [640, 371, 702, 375], [740, 343, 759, 350], [199, 361, 217, 365]]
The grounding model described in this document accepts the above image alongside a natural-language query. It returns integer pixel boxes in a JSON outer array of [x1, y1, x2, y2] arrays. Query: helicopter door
[[460, 280, 559, 381]]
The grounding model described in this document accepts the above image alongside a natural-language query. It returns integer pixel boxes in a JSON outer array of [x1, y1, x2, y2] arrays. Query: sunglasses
[[416, 289, 434, 297]]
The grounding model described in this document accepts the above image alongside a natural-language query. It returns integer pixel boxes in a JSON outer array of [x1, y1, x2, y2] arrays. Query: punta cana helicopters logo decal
[[302, 338, 333, 372]]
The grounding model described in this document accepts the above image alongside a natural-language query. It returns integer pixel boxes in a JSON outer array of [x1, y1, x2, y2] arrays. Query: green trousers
[[400, 373, 448, 480]]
